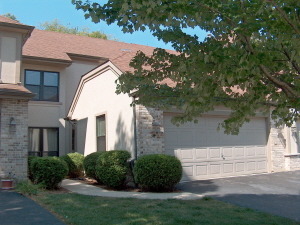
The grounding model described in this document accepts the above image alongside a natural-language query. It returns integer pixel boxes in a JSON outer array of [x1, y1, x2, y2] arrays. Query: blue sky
[[0, 0, 207, 50]]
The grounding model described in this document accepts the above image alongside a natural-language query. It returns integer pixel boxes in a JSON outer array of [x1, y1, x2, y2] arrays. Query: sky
[[0, 0, 207, 50]]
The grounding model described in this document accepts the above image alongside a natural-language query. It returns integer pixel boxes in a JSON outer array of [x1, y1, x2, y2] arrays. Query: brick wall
[[285, 155, 300, 170], [0, 98, 29, 181], [136, 105, 165, 156], [268, 118, 287, 172]]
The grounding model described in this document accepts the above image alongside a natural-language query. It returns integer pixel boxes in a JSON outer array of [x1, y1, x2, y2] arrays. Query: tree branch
[[268, 0, 300, 35], [281, 44, 300, 75], [259, 64, 300, 98]]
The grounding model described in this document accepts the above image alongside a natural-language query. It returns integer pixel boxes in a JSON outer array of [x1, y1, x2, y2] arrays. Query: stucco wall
[[71, 69, 135, 156], [0, 31, 22, 83], [21, 61, 98, 155]]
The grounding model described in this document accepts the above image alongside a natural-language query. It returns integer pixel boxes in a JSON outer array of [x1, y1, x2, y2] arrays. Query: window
[[96, 115, 106, 151], [25, 70, 59, 101], [28, 128, 59, 157]]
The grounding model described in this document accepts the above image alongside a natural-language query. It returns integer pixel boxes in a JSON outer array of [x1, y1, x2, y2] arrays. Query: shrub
[[83, 152, 104, 182], [28, 156, 37, 181], [133, 154, 182, 191], [61, 152, 84, 178], [95, 150, 131, 188], [30, 157, 68, 189]]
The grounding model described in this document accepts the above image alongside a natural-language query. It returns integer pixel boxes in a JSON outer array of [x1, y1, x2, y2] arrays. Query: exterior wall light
[[9, 117, 16, 126]]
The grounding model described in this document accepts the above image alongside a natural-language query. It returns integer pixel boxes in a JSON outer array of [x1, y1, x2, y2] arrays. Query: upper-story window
[[25, 70, 59, 102]]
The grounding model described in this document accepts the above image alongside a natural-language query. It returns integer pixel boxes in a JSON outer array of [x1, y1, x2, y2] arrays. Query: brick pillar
[[0, 98, 29, 181], [269, 119, 286, 172], [136, 105, 165, 157]]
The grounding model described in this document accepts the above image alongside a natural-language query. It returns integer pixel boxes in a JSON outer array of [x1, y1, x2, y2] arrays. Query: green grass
[[15, 180, 44, 196], [33, 192, 300, 225]]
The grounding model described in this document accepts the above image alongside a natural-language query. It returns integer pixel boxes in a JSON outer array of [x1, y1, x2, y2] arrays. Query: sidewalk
[[61, 179, 203, 200]]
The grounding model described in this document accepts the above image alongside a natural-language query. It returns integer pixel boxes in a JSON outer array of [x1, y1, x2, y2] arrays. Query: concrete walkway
[[61, 179, 203, 200], [0, 190, 65, 225]]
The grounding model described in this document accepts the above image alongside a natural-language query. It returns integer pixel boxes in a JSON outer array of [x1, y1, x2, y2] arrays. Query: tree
[[39, 19, 111, 40], [2, 13, 19, 22], [72, 0, 300, 134]]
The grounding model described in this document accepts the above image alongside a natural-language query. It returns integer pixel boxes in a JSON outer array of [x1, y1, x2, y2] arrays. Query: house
[[0, 16, 299, 181]]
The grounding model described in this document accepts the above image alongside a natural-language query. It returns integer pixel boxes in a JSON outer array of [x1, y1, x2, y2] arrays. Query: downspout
[[132, 97, 138, 160]]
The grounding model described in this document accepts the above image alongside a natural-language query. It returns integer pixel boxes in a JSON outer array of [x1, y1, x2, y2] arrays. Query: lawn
[[33, 192, 300, 225]]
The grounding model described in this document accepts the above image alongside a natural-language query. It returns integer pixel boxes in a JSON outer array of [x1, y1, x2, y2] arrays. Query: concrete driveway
[[177, 170, 300, 222]]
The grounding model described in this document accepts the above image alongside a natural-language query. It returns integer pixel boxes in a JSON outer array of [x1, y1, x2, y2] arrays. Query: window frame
[[28, 127, 59, 157], [24, 69, 60, 102], [96, 114, 106, 152]]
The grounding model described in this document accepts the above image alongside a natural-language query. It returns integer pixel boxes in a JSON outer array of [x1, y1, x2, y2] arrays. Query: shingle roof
[[23, 29, 172, 72], [0, 83, 35, 98], [0, 15, 34, 31], [0, 15, 23, 25]]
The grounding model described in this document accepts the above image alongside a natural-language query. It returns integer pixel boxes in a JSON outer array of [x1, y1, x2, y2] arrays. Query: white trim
[[29, 101, 63, 106], [284, 153, 300, 157], [67, 61, 123, 118]]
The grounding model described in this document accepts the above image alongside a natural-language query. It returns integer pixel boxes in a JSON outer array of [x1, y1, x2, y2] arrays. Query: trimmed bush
[[95, 150, 131, 188], [30, 157, 68, 189], [61, 152, 84, 178], [83, 152, 104, 182], [133, 154, 182, 191]]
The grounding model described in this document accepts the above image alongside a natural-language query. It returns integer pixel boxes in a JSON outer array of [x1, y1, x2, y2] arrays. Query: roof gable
[[67, 61, 122, 118]]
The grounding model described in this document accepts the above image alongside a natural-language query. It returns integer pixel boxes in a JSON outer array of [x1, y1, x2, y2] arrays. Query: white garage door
[[164, 114, 268, 181]]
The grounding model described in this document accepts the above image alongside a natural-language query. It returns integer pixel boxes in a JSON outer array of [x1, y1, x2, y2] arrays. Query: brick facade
[[0, 98, 29, 181], [285, 155, 300, 170], [268, 121, 287, 172], [136, 105, 165, 156]]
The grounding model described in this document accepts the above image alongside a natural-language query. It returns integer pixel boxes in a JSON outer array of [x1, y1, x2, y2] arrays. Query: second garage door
[[164, 114, 268, 181]]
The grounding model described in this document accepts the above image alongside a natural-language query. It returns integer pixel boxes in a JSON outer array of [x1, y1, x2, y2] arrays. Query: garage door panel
[[164, 114, 268, 180], [182, 165, 194, 181], [210, 164, 222, 175], [246, 147, 256, 157], [223, 147, 233, 158], [178, 149, 194, 160], [257, 160, 267, 170], [223, 163, 234, 173], [247, 161, 257, 171], [195, 148, 208, 160], [209, 148, 222, 159], [235, 162, 246, 172], [256, 146, 266, 156], [196, 164, 208, 176], [234, 147, 245, 157]]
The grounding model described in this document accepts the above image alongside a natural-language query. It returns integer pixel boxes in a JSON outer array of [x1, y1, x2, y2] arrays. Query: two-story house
[[0, 16, 299, 181]]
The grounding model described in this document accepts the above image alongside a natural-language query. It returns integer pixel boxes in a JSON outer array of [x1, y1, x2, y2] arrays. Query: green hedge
[[95, 150, 131, 188], [133, 154, 182, 191], [28, 156, 37, 181], [30, 157, 68, 189], [61, 152, 84, 178], [83, 152, 104, 183]]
